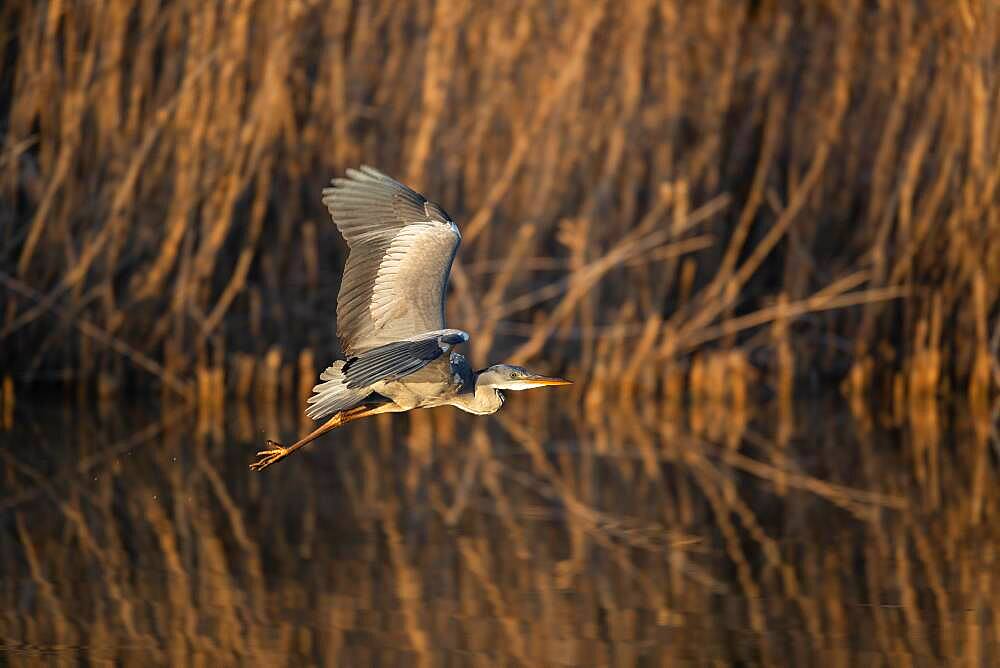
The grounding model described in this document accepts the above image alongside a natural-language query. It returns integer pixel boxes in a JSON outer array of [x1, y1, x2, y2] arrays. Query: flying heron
[[250, 166, 571, 470]]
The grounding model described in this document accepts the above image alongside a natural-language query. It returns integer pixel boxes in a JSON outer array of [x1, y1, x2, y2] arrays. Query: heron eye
[[509, 372, 516, 379]]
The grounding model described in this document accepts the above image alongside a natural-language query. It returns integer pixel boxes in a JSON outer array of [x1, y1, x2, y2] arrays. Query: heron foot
[[249, 440, 289, 471]]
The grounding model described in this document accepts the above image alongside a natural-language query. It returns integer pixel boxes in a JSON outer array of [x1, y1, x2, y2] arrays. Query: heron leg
[[249, 403, 397, 471]]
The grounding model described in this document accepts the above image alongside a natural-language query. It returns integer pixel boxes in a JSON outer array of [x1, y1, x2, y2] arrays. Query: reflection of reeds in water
[[1, 398, 997, 664], [1, 1, 998, 409]]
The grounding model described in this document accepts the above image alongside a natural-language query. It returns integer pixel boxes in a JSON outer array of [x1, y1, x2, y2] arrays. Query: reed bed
[[1, 393, 997, 664], [0, 0, 998, 408]]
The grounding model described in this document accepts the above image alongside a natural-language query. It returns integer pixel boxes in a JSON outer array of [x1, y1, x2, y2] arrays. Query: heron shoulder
[[449, 351, 476, 392]]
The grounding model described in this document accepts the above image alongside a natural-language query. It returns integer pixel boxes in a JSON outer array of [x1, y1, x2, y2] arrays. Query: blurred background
[[1, 0, 997, 404], [1, 0, 999, 664]]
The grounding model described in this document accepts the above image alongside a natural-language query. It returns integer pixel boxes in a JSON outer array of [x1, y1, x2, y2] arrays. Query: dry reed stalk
[[659, 425, 903, 515], [772, 293, 793, 406], [670, 285, 909, 356], [143, 493, 199, 660], [0, 271, 192, 397], [257, 345, 282, 440], [378, 499, 432, 665], [1, 375, 12, 430], [509, 215, 724, 365], [0, 450, 145, 643], [404, 0, 468, 187], [471, 223, 536, 367], [258, 346, 282, 405], [297, 348, 316, 434], [232, 353, 255, 401], [968, 271, 994, 412], [13, 513, 73, 647]]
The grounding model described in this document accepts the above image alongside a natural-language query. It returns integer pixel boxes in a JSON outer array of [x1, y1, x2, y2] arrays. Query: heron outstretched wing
[[323, 166, 461, 355]]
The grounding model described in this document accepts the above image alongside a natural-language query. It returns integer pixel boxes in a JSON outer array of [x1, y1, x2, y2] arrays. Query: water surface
[[1, 394, 996, 665]]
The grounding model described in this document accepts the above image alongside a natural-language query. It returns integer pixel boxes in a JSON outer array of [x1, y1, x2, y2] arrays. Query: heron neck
[[457, 376, 504, 415]]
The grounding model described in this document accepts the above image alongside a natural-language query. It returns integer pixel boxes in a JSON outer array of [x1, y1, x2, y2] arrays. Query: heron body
[[251, 166, 570, 470], [370, 352, 503, 415]]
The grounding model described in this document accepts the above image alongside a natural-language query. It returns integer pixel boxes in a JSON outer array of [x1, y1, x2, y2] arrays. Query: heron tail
[[305, 361, 370, 420]]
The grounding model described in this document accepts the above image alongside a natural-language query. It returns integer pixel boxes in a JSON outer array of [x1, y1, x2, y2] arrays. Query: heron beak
[[525, 374, 573, 387]]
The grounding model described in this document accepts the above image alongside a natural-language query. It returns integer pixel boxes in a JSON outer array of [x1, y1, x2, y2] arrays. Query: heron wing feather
[[323, 166, 460, 354], [342, 329, 469, 389], [304, 361, 370, 420]]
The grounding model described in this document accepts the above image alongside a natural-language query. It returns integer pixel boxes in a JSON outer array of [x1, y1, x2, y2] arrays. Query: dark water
[[1, 393, 997, 665]]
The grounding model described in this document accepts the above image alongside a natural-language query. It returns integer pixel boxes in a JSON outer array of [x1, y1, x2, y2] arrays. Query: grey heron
[[250, 166, 571, 470]]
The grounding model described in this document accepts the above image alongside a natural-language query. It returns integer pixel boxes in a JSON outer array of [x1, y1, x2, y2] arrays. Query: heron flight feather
[[323, 166, 460, 355]]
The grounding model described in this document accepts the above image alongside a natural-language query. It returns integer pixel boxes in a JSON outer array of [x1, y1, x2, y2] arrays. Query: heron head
[[476, 364, 572, 391]]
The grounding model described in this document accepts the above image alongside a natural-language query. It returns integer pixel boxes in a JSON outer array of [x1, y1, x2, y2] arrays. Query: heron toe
[[249, 441, 288, 471]]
